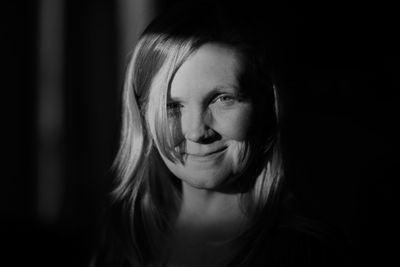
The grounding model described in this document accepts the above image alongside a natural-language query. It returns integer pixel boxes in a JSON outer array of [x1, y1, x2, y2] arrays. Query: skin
[[162, 43, 254, 191], [151, 43, 257, 265]]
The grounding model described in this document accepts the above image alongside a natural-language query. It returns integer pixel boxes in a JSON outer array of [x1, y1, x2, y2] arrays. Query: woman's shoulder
[[264, 217, 358, 267], [89, 202, 134, 267]]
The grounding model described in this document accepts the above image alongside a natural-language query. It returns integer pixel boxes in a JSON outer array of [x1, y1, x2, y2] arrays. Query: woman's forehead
[[168, 43, 242, 100]]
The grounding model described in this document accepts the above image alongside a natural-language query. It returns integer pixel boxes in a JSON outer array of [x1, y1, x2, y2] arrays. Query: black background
[[3, 0, 397, 266]]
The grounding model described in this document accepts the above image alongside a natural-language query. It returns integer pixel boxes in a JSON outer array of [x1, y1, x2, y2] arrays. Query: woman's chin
[[176, 167, 232, 190]]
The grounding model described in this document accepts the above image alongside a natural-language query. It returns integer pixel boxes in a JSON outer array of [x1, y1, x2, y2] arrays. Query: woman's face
[[154, 43, 255, 190]]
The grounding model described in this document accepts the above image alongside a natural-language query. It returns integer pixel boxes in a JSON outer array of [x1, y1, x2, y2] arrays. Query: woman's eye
[[167, 102, 183, 116], [213, 95, 237, 105]]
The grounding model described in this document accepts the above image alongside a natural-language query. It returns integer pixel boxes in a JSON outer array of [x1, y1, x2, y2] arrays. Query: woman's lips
[[183, 146, 228, 161], [186, 146, 228, 157]]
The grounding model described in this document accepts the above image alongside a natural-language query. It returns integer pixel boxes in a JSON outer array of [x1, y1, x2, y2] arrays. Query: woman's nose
[[182, 107, 212, 143]]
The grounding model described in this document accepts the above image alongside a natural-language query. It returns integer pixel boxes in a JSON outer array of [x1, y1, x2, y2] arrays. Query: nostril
[[183, 108, 217, 143], [185, 125, 208, 142], [185, 126, 220, 144]]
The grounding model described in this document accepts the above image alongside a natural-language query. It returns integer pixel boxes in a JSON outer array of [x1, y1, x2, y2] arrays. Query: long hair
[[110, 2, 285, 266]]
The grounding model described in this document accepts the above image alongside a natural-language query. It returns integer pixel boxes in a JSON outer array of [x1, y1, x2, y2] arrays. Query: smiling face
[[151, 43, 256, 190]]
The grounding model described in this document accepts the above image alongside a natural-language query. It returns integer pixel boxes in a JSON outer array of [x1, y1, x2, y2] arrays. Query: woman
[[92, 1, 353, 267]]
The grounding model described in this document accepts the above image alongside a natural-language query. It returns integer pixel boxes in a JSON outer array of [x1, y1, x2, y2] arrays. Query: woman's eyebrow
[[203, 85, 241, 102], [211, 85, 242, 96], [167, 85, 240, 102], [213, 85, 239, 92]]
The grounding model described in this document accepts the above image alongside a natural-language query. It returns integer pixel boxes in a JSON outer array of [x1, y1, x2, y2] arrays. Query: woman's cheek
[[228, 141, 250, 174], [213, 103, 253, 140]]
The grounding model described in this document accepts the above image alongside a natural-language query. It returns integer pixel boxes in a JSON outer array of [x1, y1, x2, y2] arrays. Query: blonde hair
[[111, 2, 285, 266]]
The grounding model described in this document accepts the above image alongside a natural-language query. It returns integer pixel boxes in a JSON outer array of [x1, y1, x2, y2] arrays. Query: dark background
[[3, 0, 396, 266]]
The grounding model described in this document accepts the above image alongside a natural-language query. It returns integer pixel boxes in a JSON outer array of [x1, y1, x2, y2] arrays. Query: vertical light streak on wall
[[116, 0, 157, 83], [37, 0, 64, 224]]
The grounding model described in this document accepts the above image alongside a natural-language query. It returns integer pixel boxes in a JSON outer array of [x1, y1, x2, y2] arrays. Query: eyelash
[[166, 94, 238, 115], [212, 94, 237, 105], [167, 102, 183, 117], [167, 102, 183, 110]]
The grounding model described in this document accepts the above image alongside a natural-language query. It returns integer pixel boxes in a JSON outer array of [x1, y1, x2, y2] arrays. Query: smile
[[184, 147, 227, 161]]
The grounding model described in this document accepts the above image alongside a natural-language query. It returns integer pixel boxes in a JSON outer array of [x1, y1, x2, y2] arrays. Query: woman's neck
[[176, 182, 248, 241], [163, 182, 248, 266]]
